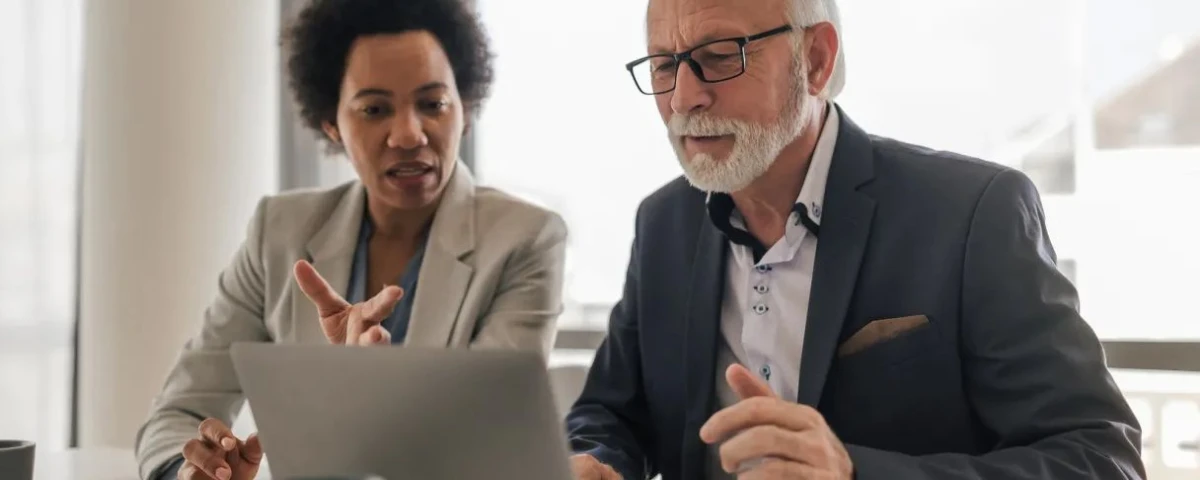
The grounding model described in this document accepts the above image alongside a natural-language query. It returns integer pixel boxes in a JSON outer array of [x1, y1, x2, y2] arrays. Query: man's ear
[[321, 120, 341, 145], [805, 22, 840, 97]]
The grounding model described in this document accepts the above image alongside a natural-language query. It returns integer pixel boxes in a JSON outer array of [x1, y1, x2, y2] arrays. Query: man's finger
[[241, 433, 264, 464], [726, 363, 775, 400], [735, 458, 814, 480], [293, 260, 350, 317], [718, 425, 811, 473], [700, 397, 821, 444], [198, 418, 236, 451]]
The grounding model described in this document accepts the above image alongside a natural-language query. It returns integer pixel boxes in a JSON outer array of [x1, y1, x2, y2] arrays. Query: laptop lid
[[230, 343, 574, 480]]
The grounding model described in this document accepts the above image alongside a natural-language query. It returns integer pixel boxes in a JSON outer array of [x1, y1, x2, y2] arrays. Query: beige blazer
[[134, 164, 567, 479]]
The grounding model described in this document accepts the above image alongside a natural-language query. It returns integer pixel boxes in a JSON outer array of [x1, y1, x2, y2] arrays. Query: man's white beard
[[668, 76, 814, 194]]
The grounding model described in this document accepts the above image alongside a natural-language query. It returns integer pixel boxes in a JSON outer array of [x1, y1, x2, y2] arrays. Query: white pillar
[[78, 0, 278, 448]]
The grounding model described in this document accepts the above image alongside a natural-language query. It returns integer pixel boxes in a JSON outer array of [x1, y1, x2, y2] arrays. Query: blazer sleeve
[[134, 198, 272, 480], [564, 206, 656, 480], [468, 211, 568, 360], [846, 169, 1145, 479]]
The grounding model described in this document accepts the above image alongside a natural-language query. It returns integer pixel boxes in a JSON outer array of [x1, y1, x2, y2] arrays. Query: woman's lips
[[383, 164, 435, 188]]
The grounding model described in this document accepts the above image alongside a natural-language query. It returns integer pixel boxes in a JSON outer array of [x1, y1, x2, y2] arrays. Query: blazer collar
[[406, 161, 477, 347], [295, 161, 477, 345], [797, 105, 877, 406], [304, 160, 476, 263], [425, 160, 476, 259]]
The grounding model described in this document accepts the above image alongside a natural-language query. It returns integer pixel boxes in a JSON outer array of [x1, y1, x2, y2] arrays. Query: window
[[0, 0, 83, 450], [1088, 0, 1200, 150], [476, 0, 1200, 338], [1057, 259, 1078, 285], [475, 0, 680, 329]]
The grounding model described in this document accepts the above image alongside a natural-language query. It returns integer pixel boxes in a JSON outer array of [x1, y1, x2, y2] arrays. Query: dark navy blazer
[[566, 108, 1144, 480]]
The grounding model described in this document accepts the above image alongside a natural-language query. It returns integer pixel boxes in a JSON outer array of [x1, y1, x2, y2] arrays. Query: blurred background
[[1, 0, 1197, 478]]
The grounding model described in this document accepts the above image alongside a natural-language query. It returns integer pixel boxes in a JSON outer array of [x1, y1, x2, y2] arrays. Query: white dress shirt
[[706, 104, 840, 479]]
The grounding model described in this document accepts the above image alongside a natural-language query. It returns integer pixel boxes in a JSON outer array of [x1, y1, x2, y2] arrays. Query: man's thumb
[[726, 363, 776, 400]]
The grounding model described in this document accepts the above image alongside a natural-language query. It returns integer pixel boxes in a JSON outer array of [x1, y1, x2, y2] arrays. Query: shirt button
[[752, 304, 768, 315], [755, 265, 772, 273], [760, 364, 772, 380], [754, 284, 769, 294]]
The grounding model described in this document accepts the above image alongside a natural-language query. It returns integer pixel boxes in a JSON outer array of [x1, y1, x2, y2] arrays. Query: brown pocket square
[[837, 315, 930, 357]]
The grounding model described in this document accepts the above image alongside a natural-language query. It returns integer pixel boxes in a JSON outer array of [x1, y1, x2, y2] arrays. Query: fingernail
[[216, 467, 231, 480], [221, 437, 236, 450]]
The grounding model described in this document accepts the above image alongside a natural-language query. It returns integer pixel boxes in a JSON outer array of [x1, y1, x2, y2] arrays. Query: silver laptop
[[230, 343, 575, 480]]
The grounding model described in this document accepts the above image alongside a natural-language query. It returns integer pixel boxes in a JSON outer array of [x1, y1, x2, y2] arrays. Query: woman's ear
[[460, 98, 479, 135], [321, 120, 341, 145]]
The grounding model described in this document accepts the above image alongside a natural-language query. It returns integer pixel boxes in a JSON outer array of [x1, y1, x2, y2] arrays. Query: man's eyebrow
[[648, 30, 746, 55]]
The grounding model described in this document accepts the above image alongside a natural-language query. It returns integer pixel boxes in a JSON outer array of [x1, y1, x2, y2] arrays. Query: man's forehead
[[646, 0, 787, 47]]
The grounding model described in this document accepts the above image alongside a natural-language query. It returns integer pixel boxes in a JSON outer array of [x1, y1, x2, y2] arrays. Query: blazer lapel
[[681, 200, 727, 479], [292, 182, 366, 344], [404, 161, 476, 347], [798, 108, 877, 407]]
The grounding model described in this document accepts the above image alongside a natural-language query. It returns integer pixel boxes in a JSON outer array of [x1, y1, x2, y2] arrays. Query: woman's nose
[[387, 110, 428, 150]]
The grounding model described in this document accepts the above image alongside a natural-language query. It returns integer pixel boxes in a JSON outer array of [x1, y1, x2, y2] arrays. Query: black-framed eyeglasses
[[625, 25, 794, 95]]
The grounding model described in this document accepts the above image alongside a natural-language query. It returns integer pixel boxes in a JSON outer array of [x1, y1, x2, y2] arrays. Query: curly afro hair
[[283, 0, 494, 135]]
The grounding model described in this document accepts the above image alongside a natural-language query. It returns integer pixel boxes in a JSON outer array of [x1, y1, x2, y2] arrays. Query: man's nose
[[669, 62, 713, 115]]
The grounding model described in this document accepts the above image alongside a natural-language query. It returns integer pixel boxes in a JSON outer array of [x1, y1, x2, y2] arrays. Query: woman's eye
[[361, 104, 390, 117], [421, 99, 449, 111]]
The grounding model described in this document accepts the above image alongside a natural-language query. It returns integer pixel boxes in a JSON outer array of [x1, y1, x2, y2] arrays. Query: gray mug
[[0, 440, 35, 480]]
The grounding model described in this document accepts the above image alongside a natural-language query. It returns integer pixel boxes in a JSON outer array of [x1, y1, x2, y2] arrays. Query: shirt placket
[[743, 262, 781, 396]]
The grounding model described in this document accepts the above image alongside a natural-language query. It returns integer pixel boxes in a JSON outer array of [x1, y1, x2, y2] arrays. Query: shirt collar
[[706, 103, 840, 249], [797, 103, 839, 225]]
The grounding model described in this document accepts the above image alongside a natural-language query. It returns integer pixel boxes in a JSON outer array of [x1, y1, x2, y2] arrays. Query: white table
[[31, 448, 280, 480], [33, 447, 138, 480]]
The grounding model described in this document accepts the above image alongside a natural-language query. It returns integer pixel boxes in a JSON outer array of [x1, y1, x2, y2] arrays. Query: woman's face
[[323, 31, 465, 211]]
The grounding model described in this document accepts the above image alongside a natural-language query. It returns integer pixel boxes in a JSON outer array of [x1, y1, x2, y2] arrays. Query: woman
[[135, 1, 567, 478]]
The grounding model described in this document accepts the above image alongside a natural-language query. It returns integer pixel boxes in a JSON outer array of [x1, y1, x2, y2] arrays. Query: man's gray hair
[[787, 0, 845, 99]]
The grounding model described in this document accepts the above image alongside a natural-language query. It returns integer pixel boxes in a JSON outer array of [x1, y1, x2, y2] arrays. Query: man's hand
[[570, 453, 623, 480], [179, 418, 262, 480], [700, 364, 853, 479], [293, 260, 402, 345]]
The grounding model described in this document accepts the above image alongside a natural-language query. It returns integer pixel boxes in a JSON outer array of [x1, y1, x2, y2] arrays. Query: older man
[[565, 0, 1145, 479]]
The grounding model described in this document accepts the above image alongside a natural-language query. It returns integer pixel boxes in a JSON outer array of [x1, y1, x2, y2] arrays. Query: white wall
[[78, 0, 279, 448]]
